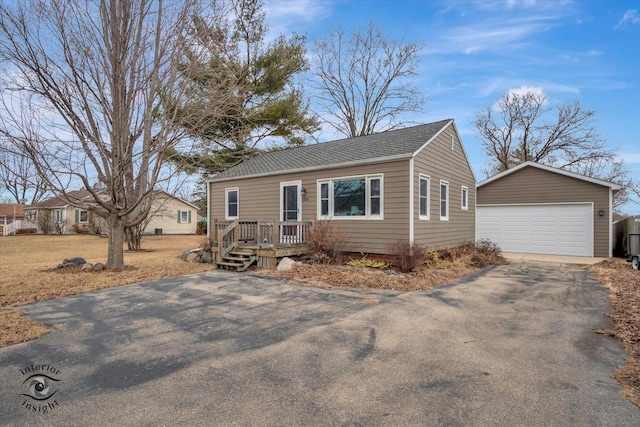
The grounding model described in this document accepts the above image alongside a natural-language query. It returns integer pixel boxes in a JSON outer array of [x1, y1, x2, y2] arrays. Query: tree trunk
[[107, 214, 125, 269], [125, 226, 143, 252]]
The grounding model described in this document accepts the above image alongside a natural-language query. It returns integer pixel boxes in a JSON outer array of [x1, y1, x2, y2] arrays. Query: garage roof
[[477, 161, 622, 190]]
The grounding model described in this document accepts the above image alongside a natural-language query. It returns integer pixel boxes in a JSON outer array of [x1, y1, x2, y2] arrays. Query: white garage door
[[477, 204, 593, 257]]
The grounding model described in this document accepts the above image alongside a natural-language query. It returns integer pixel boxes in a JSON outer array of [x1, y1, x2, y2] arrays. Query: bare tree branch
[[474, 87, 638, 211], [310, 20, 425, 138], [0, 0, 221, 268]]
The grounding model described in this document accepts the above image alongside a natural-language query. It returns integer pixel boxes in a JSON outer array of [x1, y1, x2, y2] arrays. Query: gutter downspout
[[409, 158, 414, 244], [206, 181, 211, 242], [609, 189, 613, 257]]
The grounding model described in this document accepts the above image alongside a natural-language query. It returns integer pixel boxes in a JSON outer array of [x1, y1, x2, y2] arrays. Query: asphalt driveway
[[0, 262, 638, 425]]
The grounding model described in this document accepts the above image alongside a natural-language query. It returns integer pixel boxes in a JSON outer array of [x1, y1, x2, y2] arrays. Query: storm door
[[280, 181, 301, 244]]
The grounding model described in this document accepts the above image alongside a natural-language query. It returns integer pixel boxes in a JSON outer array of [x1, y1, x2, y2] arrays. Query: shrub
[[470, 239, 506, 267], [199, 238, 213, 252], [307, 221, 350, 264], [388, 240, 427, 273], [196, 220, 207, 235], [347, 255, 391, 270], [71, 223, 90, 234]]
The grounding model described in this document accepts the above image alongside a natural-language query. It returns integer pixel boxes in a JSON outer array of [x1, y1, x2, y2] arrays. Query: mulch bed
[[588, 260, 640, 406]]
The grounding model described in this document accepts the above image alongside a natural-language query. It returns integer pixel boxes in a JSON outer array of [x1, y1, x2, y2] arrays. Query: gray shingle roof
[[28, 190, 93, 209], [213, 119, 453, 180]]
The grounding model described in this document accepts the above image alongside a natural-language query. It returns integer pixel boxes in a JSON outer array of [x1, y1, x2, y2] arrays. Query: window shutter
[[75, 209, 79, 224], [177, 210, 181, 223], [188, 211, 192, 223]]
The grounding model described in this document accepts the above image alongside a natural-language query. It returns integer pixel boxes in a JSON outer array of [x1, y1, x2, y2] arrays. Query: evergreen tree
[[173, 0, 318, 174]]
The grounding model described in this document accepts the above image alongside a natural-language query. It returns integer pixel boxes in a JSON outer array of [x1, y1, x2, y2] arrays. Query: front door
[[280, 181, 301, 244]]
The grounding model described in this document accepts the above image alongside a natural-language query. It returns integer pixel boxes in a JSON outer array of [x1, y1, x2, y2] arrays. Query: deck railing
[[217, 220, 239, 260], [3, 219, 38, 236], [212, 219, 312, 250]]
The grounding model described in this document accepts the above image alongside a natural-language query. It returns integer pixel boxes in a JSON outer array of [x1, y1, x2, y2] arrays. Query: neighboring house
[[24, 190, 93, 235], [207, 119, 476, 268], [0, 204, 28, 235], [476, 161, 621, 258], [24, 190, 198, 235], [141, 191, 199, 235]]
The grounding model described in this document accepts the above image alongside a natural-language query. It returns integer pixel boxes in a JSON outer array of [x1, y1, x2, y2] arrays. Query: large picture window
[[419, 175, 430, 219], [317, 175, 383, 219], [225, 188, 239, 219]]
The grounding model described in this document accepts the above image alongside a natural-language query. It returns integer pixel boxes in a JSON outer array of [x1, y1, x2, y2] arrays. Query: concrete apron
[[502, 252, 607, 265]]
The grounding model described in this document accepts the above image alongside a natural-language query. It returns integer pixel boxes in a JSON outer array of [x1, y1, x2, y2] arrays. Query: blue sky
[[264, 0, 640, 214]]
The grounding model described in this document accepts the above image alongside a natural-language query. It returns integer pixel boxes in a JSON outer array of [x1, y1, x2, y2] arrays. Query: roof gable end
[[477, 161, 622, 190]]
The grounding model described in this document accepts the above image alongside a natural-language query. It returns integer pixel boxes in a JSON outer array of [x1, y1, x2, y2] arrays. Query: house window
[[317, 175, 383, 219], [419, 174, 430, 219], [461, 186, 468, 211], [225, 188, 239, 219], [440, 180, 449, 221], [75, 209, 88, 224], [319, 182, 329, 216], [370, 178, 381, 216], [53, 209, 62, 223], [178, 210, 191, 223]]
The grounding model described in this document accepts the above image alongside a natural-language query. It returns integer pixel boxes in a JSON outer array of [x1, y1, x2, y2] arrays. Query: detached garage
[[476, 162, 621, 257]]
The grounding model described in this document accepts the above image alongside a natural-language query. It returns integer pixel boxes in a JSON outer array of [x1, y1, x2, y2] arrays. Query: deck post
[[273, 221, 278, 251], [217, 228, 223, 261]]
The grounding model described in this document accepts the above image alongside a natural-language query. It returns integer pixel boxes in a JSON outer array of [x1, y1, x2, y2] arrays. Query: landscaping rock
[[186, 252, 199, 263], [64, 257, 87, 266], [200, 252, 213, 264], [57, 257, 87, 269], [277, 257, 297, 271], [385, 269, 405, 278], [93, 263, 105, 271], [181, 250, 192, 261], [82, 263, 93, 272]]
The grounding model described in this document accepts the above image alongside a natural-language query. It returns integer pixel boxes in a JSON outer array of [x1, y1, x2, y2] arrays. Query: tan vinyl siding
[[477, 166, 611, 257], [210, 160, 410, 253], [412, 128, 476, 249]]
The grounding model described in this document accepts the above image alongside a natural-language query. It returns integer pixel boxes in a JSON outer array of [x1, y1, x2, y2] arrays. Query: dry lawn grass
[[0, 234, 212, 347], [588, 259, 640, 406]]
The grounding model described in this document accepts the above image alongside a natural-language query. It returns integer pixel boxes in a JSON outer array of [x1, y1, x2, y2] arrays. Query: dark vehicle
[[627, 234, 640, 270]]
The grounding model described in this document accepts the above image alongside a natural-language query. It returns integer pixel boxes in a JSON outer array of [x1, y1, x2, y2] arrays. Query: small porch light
[[598, 210, 605, 217], [300, 187, 307, 197]]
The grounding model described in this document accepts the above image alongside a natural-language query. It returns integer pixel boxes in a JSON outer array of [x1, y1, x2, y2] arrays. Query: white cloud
[[615, 10, 640, 28], [617, 152, 640, 164], [435, 15, 556, 55], [264, 0, 333, 35], [506, 0, 537, 10]]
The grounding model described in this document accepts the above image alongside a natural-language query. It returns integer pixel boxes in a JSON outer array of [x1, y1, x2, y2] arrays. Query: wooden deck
[[211, 219, 313, 270]]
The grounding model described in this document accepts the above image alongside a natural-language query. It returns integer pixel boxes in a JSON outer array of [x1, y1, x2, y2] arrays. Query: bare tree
[[310, 20, 425, 138], [0, 0, 222, 268], [124, 191, 174, 251], [0, 142, 49, 204], [474, 87, 636, 209]]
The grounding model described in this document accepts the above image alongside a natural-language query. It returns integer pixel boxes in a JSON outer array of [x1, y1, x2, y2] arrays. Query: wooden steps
[[217, 251, 257, 272]]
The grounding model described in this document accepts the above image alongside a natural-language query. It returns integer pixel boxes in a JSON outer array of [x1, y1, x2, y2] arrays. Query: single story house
[[476, 161, 621, 257], [141, 191, 200, 235], [207, 119, 476, 268], [0, 203, 27, 235], [24, 190, 198, 235]]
